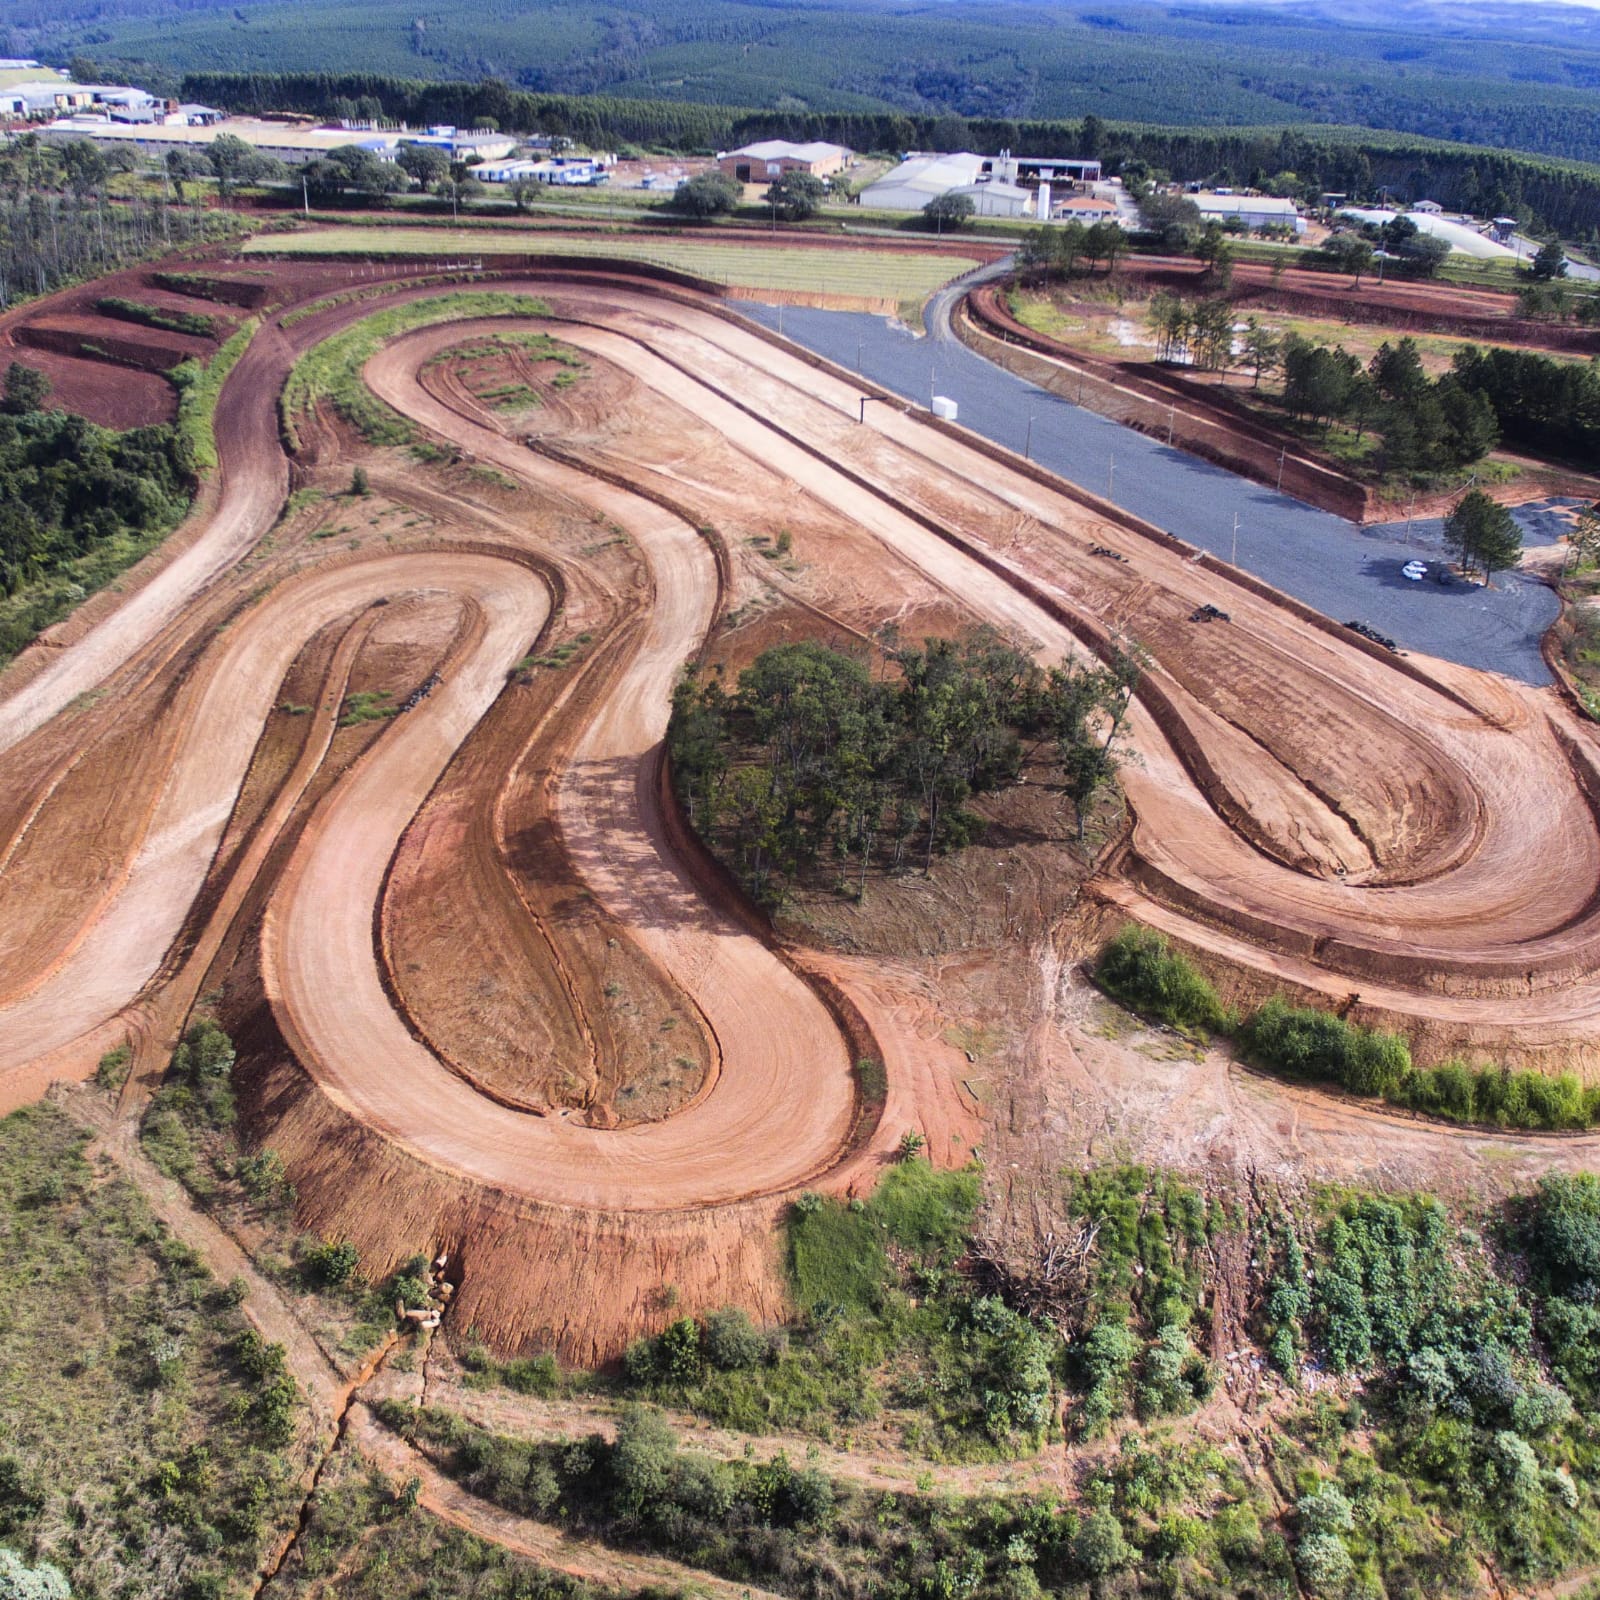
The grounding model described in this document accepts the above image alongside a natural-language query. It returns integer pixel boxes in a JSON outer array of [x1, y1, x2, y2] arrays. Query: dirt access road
[[6, 262, 1600, 1356]]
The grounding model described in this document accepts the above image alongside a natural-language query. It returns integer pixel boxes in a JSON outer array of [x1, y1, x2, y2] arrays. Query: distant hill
[[12, 0, 1600, 163]]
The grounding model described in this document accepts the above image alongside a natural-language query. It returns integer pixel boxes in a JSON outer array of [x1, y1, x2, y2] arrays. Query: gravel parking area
[[741, 300, 1561, 685]]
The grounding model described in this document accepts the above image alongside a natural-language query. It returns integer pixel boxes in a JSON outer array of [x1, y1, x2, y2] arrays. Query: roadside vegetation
[[0, 1101, 308, 1599], [1098, 924, 1600, 1129], [0, 360, 198, 666], [610, 1159, 1049, 1456], [279, 290, 552, 451], [668, 632, 1140, 907], [94, 296, 220, 340]]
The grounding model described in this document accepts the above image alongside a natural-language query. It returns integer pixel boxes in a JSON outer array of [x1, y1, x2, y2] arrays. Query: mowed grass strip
[[245, 227, 978, 297]]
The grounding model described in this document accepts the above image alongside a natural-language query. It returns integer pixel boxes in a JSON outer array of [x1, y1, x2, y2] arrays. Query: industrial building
[[1192, 193, 1306, 233], [715, 140, 852, 183], [952, 179, 1033, 219], [859, 152, 988, 211]]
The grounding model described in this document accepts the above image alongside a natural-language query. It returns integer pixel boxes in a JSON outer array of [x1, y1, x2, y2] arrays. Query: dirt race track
[[9, 260, 1600, 1357]]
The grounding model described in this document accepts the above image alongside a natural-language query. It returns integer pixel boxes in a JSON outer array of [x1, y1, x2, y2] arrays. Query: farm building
[[1193, 193, 1305, 232], [715, 140, 852, 183], [859, 152, 987, 211]]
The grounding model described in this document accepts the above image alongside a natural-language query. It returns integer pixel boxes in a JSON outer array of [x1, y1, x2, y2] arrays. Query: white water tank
[[931, 395, 958, 421]]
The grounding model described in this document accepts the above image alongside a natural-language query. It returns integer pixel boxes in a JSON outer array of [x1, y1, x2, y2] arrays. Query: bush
[[702, 1308, 764, 1372], [1295, 1530, 1353, 1594], [302, 1238, 360, 1287], [1073, 1510, 1132, 1576], [672, 171, 740, 218], [610, 1405, 678, 1515], [1095, 927, 1228, 1032], [1244, 997, 1411, 1094]]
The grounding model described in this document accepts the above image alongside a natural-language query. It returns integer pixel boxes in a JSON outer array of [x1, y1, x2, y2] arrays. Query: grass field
[[244, 228, 979, 299]]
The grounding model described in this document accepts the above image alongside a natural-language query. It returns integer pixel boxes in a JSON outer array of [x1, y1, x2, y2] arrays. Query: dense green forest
[[0, 364, 195, 661], [18, 0, 1600, 166], [125, 70, 1600, 237]]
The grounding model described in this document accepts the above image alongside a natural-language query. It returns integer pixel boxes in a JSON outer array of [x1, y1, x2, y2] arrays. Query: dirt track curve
[[7, 266, 1600, 1354]]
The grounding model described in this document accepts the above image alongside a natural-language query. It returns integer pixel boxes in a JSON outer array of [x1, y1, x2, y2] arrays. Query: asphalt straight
[[738, 292, 1563, 686]]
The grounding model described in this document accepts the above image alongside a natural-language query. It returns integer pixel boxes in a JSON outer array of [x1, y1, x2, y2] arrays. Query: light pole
[[1167, 402, 1175, 446], [1276, 444, 1286, 492], [1107, 454, 1115, 500], [857, 338, 863, 374], [1024, 415, 1034, 459], [1231, 512, 1240, 566]]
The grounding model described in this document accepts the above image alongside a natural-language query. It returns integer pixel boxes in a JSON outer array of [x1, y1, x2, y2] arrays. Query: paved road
[[740, 295, 1564, 685]]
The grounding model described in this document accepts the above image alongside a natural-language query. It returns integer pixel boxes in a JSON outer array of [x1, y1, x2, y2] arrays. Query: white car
[[1402, 560, 1427, 581]]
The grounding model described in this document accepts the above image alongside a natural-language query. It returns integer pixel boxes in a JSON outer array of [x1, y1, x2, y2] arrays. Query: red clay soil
[[15, 315, 213, 373], [0, 344, 177, 427], [10, 261, 1600, 1358]]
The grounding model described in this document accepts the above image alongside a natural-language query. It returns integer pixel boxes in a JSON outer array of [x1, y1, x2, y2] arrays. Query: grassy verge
[[141, 1020, 421, 1366], [245, 228, 978, 300], [1095, 924, 1600, 1129], [278, 290, 552, 452], [170, 316, 260, 473], [0, 1101, 309, 1598]]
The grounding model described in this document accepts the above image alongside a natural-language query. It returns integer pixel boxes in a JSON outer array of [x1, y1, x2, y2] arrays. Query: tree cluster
[[0, 364, 194, 609], [0, 135, 222, 310], [1451, 343, 1600, 466], [1280, 334, 1498, 476], [667, 632, 1139, 905], [1321, 213, 1452, 280], [1443, 489, 1523, 584], [1016, 218, 1127, 279]]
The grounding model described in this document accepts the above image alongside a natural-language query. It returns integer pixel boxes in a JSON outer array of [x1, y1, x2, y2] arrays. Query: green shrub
[[302, 1238, 360, 1287], [787, 1194, 889, 1314], [702, 1308, 764, 1371], [867, 1158, 980, 1264], [1095, 926, 1228, 1032], [1244, 996, 1412, 1094]]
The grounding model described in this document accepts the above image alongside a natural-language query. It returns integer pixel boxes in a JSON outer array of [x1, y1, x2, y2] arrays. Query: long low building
[[1193, 193, 1305, 233], [32, 115, 514, 166]]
